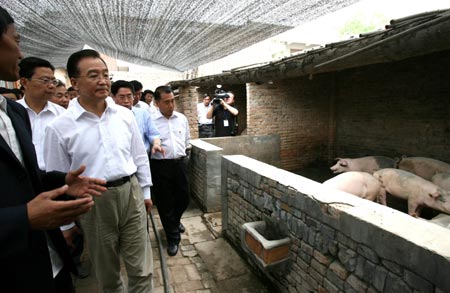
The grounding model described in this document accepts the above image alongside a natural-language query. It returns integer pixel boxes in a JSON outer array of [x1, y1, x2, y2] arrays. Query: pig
[[431, 173, 450, 191], [323, 171, 381, 201], [330, 156, 395, 174], [397, 156, 450, 180], [373, 168, 450, 217]]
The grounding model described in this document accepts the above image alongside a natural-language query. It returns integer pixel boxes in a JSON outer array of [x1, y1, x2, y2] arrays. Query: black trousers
[[198, 124, 214, 138], [54, 265, 75, 293], [150, 158, 190, 245]]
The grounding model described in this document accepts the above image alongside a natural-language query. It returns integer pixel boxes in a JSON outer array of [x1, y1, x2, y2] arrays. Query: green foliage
[[339, 12, 388, 37]]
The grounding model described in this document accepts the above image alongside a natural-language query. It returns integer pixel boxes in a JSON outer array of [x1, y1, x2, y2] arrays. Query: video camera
[[212, 85, 230, 104]]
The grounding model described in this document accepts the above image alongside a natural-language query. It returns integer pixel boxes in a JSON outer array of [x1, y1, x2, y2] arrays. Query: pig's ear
[[394, 157, 400, 167], [340, 160, 348, 167], [429, 191, 440, 199]]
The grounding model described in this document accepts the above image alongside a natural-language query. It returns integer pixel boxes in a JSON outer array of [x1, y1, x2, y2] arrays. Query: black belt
[[105, 174, 133, 188], [151, 157, 185, 162], [198, 124, 213, 127]]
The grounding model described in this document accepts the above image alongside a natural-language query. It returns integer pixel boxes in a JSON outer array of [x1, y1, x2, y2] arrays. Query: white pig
[[373, 168, 450, 217], [330, 156, 395, 174], [397, 156, 450, 181], [323, 171, 381, 201], [432, 173, 450, 191]]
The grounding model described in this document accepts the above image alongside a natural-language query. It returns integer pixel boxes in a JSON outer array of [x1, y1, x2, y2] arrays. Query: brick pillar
[[176, 85, 200, 139]]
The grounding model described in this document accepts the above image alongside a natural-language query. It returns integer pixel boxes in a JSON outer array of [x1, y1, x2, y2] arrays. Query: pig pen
[[222, 155, 450, 292], [294, 162, 445, 221], [246, 49, 450, 222]]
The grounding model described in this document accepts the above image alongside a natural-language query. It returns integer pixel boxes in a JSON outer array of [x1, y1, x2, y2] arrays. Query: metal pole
[[149, 213, 171, 293]]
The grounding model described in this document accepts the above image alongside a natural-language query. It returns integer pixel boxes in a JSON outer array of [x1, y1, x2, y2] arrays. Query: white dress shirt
[[44, 98, 152, 199], [17, 98, 65, 169], [135, 100, 150, 111], [151, 110, 190, 160], [197, 103, 212, 125], [0, 95, 24, 164], [147, 102, 158, 116], [1, 96, 63, 278]]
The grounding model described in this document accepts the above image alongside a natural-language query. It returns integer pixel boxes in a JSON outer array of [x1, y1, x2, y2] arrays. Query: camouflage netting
[[1, 0, 357, 71]]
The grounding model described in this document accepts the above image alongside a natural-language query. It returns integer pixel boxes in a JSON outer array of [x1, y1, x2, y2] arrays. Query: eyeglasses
[[77, 73, 113, 82], [29, 78, 59, 86]]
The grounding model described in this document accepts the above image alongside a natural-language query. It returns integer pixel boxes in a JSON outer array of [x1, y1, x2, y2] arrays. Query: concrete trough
[[241, 221, 291, 272]]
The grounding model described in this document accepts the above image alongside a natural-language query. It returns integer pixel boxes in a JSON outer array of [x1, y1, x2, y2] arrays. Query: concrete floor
[[74, 202, 271, 292]]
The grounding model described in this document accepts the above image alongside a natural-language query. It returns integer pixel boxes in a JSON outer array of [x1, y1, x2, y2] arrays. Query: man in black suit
[[0, 6, 106, 292]]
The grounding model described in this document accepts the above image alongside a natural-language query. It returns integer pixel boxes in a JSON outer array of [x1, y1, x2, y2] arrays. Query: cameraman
[[206, 91, 239, 137]]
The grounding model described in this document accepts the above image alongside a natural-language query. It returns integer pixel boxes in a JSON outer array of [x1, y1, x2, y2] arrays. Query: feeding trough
[[241, 220, 291, 272]]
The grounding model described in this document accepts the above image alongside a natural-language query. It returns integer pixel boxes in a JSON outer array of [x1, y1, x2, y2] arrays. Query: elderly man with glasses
[[17, 56, 65, 170], [17, 56, 91, 278]]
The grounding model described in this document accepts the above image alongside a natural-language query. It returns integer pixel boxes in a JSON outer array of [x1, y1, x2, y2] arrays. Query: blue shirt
[[132, 107, 160, 151]]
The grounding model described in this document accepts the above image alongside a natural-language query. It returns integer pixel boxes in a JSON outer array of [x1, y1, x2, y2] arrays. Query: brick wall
[[246, 50, 450, 171], [334, 50, 450, 162], [177, 86, 200, 138], [247, 77, 331, 172], [197, 84, 247, 136], [222, 155, 450, 292]]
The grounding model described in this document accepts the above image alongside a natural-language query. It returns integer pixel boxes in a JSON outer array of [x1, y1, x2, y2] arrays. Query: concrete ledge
[[189, 135, 280, 212], [222, 155, 450, 292]]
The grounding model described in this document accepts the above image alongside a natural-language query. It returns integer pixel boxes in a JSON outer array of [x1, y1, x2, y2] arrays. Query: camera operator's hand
[[222, 100, 239, 116]]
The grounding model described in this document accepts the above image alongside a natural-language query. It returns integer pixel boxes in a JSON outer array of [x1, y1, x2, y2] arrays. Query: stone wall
[[189, 135, 280, 212], [222, 155, 450, 292], [189, 140, 223, 212]]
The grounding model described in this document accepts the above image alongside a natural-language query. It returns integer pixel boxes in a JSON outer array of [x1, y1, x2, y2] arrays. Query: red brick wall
[[247, 76, 331, 171], [198, 85, 247, 135], [176, 86, 199, 138]]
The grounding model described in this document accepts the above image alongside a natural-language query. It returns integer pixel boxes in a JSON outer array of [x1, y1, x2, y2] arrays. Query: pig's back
[[373, 156, 396, 169], [432, 173, 450, 191], [398, 157, 450, 180], [373, 168, 433, 199], [323, 171, 379, 200]]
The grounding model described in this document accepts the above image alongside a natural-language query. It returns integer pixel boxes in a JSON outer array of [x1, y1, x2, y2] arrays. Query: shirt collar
[[0, 95, 7, 112], [71, 98, 117, 120], [20, 96, 60, 115], [154, 109, 179, 120]]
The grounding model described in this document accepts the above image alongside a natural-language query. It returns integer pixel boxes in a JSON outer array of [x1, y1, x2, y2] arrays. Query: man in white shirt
[[111, 80, 163, 154], [17, 56, 90, 278], [131, 80, 150, 110], [151, 85, 190, 256], [17, 56, 65, 170], [44, 49, 153, 293], [197, 93, 213, 138], [0, 8, 106, 292]]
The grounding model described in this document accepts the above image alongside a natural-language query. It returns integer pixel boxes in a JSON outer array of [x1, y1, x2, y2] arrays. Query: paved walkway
[[74, 202, 271, 292]]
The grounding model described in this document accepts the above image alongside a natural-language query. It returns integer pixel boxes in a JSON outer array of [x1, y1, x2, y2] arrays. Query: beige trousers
[[80, 176, 153, 293]]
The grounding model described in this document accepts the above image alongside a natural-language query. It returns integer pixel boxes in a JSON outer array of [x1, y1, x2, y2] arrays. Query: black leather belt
[[151, 157, 185, 162], [105, 174, 133, 188], [198, 124, 213, 127]]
